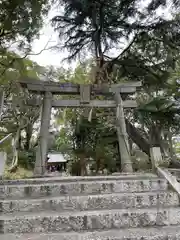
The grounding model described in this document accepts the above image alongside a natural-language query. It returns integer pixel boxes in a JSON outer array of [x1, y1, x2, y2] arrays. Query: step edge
[[0, 178, 167, 188], [1, 225, 180, 238], [0, 190, 178, 203], [0, 206, 180, 219]]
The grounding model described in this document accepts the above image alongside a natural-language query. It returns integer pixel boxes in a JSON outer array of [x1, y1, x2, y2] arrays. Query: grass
[[3, 166, 33, 179]]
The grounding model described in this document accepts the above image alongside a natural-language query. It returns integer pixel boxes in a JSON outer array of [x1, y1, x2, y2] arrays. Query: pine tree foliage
[[52, 0, 180, 84]]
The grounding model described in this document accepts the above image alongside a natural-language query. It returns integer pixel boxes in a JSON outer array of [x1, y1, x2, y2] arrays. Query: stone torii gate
[[19, 79, 141, 176]]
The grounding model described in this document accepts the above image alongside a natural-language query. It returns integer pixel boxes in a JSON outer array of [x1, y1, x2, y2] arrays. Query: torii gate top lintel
[[19, 78, 142, 95]]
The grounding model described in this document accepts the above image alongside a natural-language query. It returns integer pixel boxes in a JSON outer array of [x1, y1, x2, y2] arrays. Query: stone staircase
[[0, 174, 180, 239]]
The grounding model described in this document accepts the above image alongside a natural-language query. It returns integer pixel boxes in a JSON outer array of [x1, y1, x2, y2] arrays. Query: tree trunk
[[129, 138, 133, 155], [125, 119, 150, 156], [0, 90, 4, 122], [126, 121, 180, 168], [79, 153, 87, 176], [149, 125, 161, 147], [96, 157, 101, 174], [116, 140, 121, 171], [25, 124, 33, 151], [18, 130, 22, 150], [167, 132, 176, 160]]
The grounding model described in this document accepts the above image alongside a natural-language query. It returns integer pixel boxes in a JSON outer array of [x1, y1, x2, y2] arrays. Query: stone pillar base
[[150, 147, 163, 171]]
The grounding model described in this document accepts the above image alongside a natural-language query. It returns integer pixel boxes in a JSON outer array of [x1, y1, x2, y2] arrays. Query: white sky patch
[[30, 6, 75, 69]]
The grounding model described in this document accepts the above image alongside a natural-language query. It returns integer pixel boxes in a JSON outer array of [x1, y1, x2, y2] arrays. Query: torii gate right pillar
[[114, 92, 133, 173]]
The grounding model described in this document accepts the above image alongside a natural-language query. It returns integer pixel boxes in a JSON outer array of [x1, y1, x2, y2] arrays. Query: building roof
[[47, 152, 67, 163]]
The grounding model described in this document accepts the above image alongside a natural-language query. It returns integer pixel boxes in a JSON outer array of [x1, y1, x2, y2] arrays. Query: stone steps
[[0, 174, 158, 185], [0, 178, 168, 199], [2, 226, 180, 240], [0, 191, 178, 213], [0, 175, 179, 239], [1, 207, 180, 233]]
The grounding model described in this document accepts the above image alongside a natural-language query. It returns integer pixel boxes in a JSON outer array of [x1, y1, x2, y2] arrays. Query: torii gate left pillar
[[34, 91, 52, 176]]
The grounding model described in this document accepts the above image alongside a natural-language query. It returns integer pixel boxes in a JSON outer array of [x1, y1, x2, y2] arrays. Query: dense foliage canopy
[[52, 0, 180, 85]]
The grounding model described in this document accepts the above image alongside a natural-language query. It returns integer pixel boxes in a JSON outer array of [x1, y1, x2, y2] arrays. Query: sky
[[30, 22, 64, 67], [30, 6, 74, 69], [30, 28, 61, 67]]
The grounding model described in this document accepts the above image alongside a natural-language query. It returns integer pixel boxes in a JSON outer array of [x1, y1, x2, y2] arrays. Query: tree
[[136, 97, 180, 148], [52, 63, 122, 175], [0, 0, 51, 175], [52, 0, 180, 84], [55, 110, 118, 175], [53, 60, 180, 174], [50, 0, 180, 172], [0, 0, 51, 94], [0, 53, 46, 172], [0, 0, 50, 49]]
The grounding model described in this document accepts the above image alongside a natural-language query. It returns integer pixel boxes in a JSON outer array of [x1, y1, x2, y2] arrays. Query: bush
[[3, 167, 33, 179], [18, 149, 36, 170]]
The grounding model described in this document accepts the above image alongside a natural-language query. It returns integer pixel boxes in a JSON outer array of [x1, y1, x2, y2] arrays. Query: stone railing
[[0, 133, 18, 178], [0, 133, 12, 177], [150, 146, 180, 196], [157, 167, 180, 196], [167, 168, 180, 179]]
